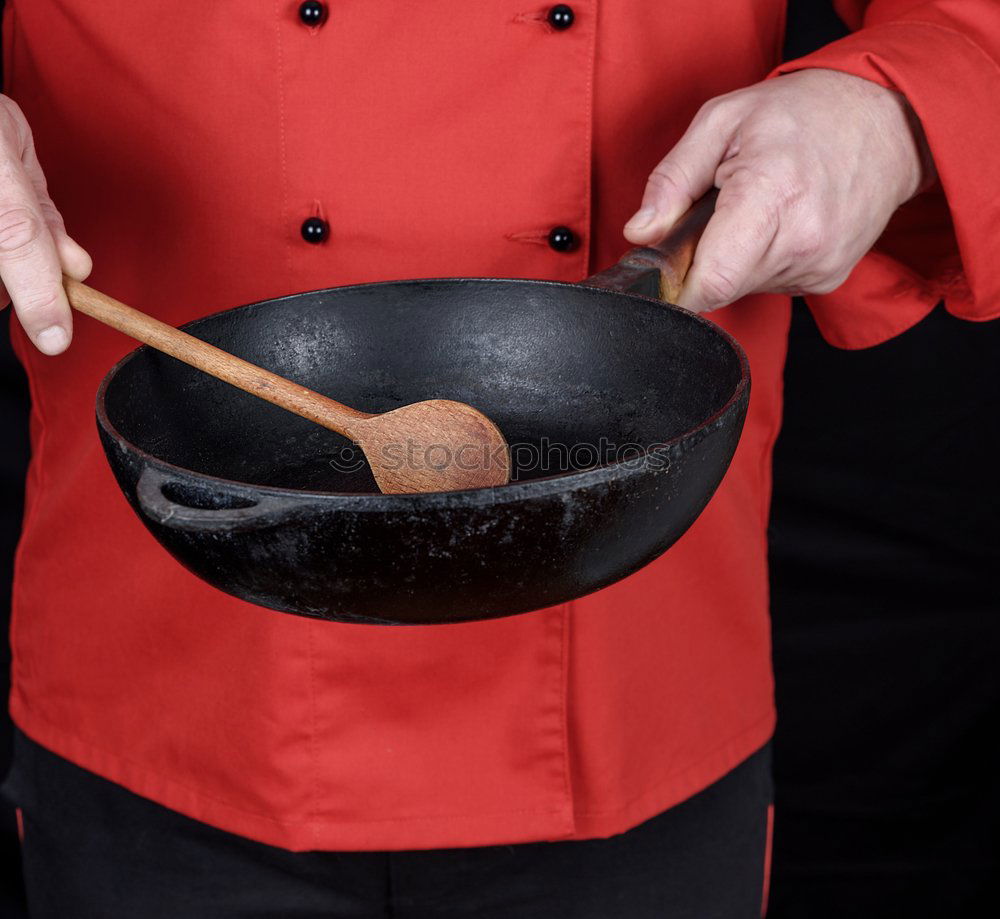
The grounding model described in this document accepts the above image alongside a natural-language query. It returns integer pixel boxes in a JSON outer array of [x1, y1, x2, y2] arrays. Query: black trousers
[[3, 731, 771, 919], [766, 304, 1000, 918]]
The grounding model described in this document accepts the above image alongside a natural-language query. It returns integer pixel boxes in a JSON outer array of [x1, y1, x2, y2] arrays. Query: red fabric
[[773, 0, 1000, 348], [3, 0, 995, 851]]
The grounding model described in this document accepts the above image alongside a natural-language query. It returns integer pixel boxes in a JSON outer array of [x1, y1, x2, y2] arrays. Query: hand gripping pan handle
[[583, 190, 717, 303]]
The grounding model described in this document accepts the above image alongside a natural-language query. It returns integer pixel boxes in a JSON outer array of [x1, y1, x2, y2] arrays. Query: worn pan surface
[[96, 200, 750, 625]]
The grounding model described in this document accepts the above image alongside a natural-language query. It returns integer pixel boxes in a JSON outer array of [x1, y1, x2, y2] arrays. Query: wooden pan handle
[[64, 278, 370, 435], [583, 190, 717, 304]]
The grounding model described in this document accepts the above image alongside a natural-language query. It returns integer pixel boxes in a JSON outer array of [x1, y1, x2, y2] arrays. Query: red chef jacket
[[4, 0, 999, 851]]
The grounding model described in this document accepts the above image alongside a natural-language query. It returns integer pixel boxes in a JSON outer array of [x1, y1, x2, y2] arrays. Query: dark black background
[[0, 2, 997, 916], [0, 313, 27, 915], [768, 4, 1000, 917], [0, 4, 31, 912]]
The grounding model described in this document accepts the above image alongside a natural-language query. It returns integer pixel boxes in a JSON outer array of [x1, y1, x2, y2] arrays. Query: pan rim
[[95, 276, 750, 508]]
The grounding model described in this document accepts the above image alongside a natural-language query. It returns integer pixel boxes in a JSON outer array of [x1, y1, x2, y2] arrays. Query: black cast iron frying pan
[[96, 194, 750, 625]]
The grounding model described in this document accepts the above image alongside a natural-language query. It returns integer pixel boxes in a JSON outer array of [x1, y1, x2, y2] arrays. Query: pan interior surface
[[101, 279, 744, 494]]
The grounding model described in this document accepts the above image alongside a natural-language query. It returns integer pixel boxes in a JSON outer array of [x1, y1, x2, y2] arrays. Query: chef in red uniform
[[0, 1, 997, 916]]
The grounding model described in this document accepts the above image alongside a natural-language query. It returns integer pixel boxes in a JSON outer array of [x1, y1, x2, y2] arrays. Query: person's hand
[[0, 94, 91, 354], [624, 69, 935, 313]]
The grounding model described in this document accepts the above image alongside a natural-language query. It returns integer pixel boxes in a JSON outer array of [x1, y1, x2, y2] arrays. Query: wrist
[[876, 85, 930, 205], [795, 68, 936, 205], [901, 98, 938, 197]]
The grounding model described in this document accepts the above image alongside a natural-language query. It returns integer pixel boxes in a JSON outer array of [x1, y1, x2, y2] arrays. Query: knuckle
[[0, 206, 44, 254], [723, 165, 809, 243], [0, 94, 23, 128], [647, 160, 691, 198], [762, 151, 798, 185], [718, 170, 783, 235], [696, 94, 736, 128], [756, 198, 782, 240], [788, 216, 826, 261], [0, 96, 27, 146], [716, 165, 754, 199], [716, 168, 762, 214], [762, 108, 801, 139], [694, 97, 722, 125], [37, 198, 66, 231], [770, 174, 807, 213], [795, 265, 848, 295], [14, 287, 62, 320], [729, 153, 807, 211], [0, 95, 24, 120], [696, 263, 742, 305], [806, 271, 849, 295]]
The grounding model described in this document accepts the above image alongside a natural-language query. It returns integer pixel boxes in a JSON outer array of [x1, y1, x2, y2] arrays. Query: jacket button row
[[296, 4, 572, 250], [301, 217, 329, 243], [299, 3, 570, 31], [299, 0, 579, 252], [300, 219, 576, 252], [548, 5, 575, 30], [298, 1, 327, 27]]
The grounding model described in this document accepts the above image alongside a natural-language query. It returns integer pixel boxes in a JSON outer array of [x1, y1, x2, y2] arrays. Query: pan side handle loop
[[582, 190, 717, 304], [136, 466, 311, 532]]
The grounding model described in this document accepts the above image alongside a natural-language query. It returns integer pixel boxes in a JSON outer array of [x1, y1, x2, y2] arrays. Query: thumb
[[624, 102, 735, 246]]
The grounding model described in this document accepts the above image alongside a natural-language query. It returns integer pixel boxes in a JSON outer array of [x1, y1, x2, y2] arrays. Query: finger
[[23, 131, 92, 281], [38, 198, 92, 281], [677, 175, 780, 313], [53, 233, 92, 281], [0, 156, 73, 354], [624, 101, 737, 245]]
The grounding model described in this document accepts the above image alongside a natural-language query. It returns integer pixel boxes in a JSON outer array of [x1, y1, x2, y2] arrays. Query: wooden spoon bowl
[[353, 399, 510, 493]]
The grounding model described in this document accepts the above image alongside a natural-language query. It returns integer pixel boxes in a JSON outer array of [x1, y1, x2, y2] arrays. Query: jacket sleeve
[[769, 0, 1000, 349]]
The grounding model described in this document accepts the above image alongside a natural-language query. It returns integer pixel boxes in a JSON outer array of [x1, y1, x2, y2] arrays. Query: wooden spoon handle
[[64, 278, 370, 435]]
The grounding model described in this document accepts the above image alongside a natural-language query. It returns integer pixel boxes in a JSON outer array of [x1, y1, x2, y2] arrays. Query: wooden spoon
[[64, 279, 511, 494]]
